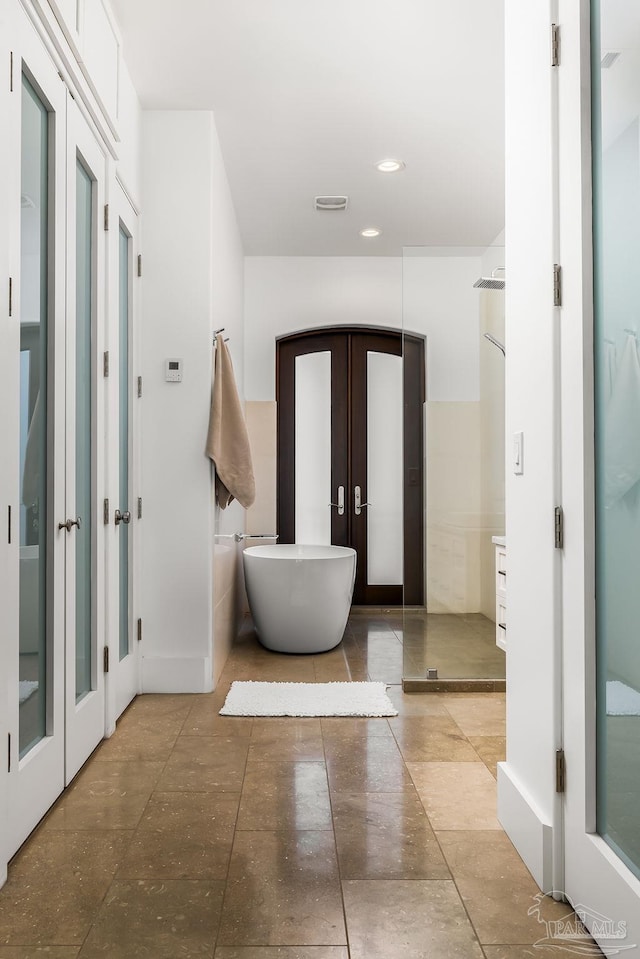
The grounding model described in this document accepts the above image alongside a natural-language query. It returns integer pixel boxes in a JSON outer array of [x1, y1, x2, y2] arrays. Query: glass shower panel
[[75, 160, 93, 701], [19, 77, 49, 756], [367, 350, 403, 585], [593, 0, 640, 880], [294, 351, 331, 545], [118, 227, 130, 661], [401, 246, 506, 686]]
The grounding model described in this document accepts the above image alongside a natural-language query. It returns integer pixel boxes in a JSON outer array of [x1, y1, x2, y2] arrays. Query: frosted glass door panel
[[19, 76, 49, 756], [367, 351, 403, 585], [295, 352, 331, 545], [593, 0, 640, 880], [75, 160, 93, 702]]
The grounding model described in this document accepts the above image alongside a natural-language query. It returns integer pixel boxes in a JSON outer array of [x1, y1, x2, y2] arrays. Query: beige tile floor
[[0, 615, 593, 958]]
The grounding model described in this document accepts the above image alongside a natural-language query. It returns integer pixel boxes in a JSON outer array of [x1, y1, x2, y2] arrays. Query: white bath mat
[[219, 681, 398, 717], [607, 680, 640, 716], [19, 680, 39, 705]]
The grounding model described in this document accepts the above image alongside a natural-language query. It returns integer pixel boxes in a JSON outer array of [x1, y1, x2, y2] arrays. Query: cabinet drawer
[[496, 600, 507, 651], [496, 548, 507, 598]]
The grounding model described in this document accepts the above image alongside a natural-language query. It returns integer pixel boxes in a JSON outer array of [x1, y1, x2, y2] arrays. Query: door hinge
[[103, 351, 109, 377], [554, 506, 564, 549], [553, 263, 562, 307], [137, 496, 142, 519], [10, 51, 13, 92], [137, 618, 142, 642], [556, 748, 566, 793], [9, 276, 12, 316], [137, 254, 142, 277], [104, 203, 109, 231], [551, 23, 560, 67], [103, 646, 109, 673], [103, 498, 109, 525], [137, 375, 143, 398], [7, 733, 11, 773], [7, 504, 11, 544]]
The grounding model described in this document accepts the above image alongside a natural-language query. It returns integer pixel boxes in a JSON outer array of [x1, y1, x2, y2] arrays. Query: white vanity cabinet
[[493, 536, 507, 651]]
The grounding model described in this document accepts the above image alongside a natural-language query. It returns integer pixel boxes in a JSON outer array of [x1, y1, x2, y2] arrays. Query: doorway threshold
[[402, 678, 506, 693]]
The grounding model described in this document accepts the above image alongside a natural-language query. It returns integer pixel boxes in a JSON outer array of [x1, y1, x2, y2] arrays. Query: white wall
[[479, 238, 506, 617], [140, 111, 217, 692], [210, 116, 246, 681], [140, 110, 245, 691], [116, 58, 142, 205], [403, 252, 482, 402], [244, 256, 403, 401], [498, 1, 559, 892], [142, 111, 244, 692]]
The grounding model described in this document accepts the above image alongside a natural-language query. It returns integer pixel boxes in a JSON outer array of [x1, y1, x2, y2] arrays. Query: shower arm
[[483, 332, 506, 356]]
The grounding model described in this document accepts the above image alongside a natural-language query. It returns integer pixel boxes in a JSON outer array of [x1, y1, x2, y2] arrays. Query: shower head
[[483, 332, 506, 356], [473, 267, 505, 291]]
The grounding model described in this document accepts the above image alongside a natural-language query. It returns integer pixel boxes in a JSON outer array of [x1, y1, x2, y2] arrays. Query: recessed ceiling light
[[376, 159, 405, 173], [360, 228, 381, 238]]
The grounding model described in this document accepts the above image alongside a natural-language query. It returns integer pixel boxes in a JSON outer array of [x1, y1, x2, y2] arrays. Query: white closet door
[[106, 185, 141, 724], [64, 99, 108, 783], [562, 0, 640, 946], [6, 9, 67, 856]]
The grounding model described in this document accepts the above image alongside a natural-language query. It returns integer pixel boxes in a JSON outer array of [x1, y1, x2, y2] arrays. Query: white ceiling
[[110, 0, 505, 256]]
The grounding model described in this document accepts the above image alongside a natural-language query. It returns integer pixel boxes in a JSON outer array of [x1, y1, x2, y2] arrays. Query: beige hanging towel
[[206, 336, 256, 509]]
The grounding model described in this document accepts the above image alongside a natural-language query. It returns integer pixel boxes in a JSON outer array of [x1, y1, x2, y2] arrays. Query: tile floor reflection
[[0, 613, 594, 958], [399, 611, 506, 681]]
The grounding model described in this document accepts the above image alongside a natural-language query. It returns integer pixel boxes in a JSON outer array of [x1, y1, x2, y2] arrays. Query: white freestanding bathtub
[[243, 544, 357, 654]]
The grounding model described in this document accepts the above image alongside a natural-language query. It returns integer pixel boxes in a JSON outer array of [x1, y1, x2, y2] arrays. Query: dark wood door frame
[[276, 326, 425, 606]]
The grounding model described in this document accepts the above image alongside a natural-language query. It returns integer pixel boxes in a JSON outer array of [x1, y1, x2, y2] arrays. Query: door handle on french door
[[329, 485, 345, 516], [58, 516, 82, 532], [354, 486, 371, 516], [114, 509, 131, 526]]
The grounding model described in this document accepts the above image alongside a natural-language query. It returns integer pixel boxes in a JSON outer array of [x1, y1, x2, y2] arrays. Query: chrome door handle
[[329, 485, 345, 516], [58, 516, 82, 532], [354, 486, 371, 516], [114, 509, 131, 526]]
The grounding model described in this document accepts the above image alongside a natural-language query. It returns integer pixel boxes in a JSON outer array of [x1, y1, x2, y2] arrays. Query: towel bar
[[215, 532, 278, 541], [234, 533, 279, 542]]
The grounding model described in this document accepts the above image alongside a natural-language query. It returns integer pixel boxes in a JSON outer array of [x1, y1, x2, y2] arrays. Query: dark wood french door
[[277, 327, 425, 605]]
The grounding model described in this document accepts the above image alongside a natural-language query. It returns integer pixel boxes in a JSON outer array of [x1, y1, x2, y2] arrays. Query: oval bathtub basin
[[243, 544, 356, 654]]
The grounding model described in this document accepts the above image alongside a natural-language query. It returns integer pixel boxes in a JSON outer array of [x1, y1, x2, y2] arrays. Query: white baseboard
[[141, 656, 214, 693], [497, 761, 553, 892]]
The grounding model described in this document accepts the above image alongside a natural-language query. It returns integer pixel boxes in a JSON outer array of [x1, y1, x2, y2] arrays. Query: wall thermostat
[[165, 358, 183, 382]]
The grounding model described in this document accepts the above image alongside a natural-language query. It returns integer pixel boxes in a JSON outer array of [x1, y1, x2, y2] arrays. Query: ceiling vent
[[314, 196, 349, 212], [601, 51, 621, 69]]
